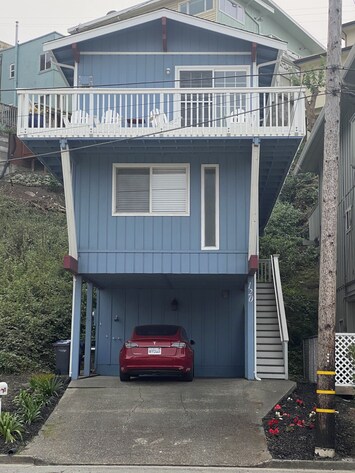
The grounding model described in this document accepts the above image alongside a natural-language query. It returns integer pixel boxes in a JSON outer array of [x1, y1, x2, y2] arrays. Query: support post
[[315, 0, 342, 458], [70, 275, 82, 380], [248, 138, 260, 267], [60, 140, 78, 259], [83, 282, 93, 377]]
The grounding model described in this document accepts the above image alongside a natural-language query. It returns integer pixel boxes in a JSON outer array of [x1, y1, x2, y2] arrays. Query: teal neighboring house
[[0, 32, 68, 106], [0, 32, 68, 172]]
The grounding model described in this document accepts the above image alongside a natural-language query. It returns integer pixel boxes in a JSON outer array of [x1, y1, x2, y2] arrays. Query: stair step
[[257, 365, 285, 374], [257, 344, 283, 352], [257, 351, 284, 359], [258, 373, 287, 379], [257, 358, 285, 366]]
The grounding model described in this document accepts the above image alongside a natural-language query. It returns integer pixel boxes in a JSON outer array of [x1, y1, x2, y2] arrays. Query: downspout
[[245, 11, 260, 35], [249, 138, 261, 380]]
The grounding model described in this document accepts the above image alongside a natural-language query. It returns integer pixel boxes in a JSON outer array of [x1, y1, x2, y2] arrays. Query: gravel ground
[[263, 382, 355, 460]]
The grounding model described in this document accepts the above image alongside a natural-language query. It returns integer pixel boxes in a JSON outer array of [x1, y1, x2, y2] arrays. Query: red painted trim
[[248, 255, 259, 275], [63, 255, 78, 274], [162, 17, 167, 52], [72, 43, 80, 63]]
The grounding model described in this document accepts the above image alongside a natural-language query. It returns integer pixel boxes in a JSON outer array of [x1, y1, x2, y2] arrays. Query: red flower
[[293, 416, 299, 423], [296, 399, 304, 406], [274, 404, 282, 411], [308, 423, 315, 429], [268, 427, 279, 435], [268, 419, 279, 427]]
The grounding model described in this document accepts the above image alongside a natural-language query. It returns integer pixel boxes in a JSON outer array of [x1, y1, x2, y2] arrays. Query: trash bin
[[53, 339, 71, 375]]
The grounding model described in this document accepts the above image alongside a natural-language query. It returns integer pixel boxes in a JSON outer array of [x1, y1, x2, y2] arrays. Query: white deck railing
[[17, 87, 305, 139], [271, 254, 289, 379]]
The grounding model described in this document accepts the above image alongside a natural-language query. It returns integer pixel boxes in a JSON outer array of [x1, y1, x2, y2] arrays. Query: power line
[[0, 67, 328, 94]]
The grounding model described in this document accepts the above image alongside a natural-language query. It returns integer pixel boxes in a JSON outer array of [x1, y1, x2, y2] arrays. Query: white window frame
[[39, 52, 52, 72], [179, 0, 214, 15], [9, 63, 15, 79], [345, 206, 352, 234], [112, 163, 190, 217], [219, 0, 245, 24], [201, 164, 219, 250], [175, 65, 251, 87]]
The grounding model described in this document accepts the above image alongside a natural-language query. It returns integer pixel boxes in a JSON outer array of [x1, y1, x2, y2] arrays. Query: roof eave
[[43, 9, 287, 53]]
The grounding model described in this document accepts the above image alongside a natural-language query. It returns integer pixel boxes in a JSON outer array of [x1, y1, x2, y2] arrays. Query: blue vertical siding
[[98, 286, 245, 377], [79, 20, 252, 88], [75, 146, 251, 276]]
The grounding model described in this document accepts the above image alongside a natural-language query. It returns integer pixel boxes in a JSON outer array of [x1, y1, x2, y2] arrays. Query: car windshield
[[135, 325, 179, 336]]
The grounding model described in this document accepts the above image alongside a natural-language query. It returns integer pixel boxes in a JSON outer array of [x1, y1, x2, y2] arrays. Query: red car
[[119, 324, 195, 382]]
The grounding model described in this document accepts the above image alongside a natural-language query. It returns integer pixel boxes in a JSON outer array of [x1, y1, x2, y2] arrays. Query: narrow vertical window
[[202, 165, 219, 249], [9, 63, 15, 79]]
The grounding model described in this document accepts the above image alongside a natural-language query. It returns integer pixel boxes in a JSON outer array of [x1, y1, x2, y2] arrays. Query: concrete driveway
[[19, 376, 295, 466]]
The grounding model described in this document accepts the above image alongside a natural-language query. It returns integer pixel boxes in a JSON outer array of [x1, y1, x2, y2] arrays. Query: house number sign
[[0, 382, 8, 415], [248, 281, 254, 303]]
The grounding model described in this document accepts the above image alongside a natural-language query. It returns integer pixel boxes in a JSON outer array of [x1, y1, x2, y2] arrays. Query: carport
[[73, 273, 253, 379]]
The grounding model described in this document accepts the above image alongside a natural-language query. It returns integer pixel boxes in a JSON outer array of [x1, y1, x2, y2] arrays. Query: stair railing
[[270, 254, 289, 379]]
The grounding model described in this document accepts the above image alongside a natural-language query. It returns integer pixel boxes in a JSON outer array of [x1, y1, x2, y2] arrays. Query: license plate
[[148, 347, 161, 355]]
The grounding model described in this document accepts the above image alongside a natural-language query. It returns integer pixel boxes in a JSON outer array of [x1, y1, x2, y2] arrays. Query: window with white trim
[[345, 206, 352, 233], [178, 67, 249, 127], [9, 63, 15, 79], [179, 0, 214, 15], [40, 52, 52, 72], [201, 165, 219, 249], [113, 164, 190, 216], [219, 0, 245, 24]]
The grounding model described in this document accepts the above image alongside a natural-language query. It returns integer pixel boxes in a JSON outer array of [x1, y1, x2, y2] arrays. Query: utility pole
[[315, 0, 342, 458]]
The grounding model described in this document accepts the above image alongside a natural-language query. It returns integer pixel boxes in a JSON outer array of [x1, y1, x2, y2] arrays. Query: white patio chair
[[226, 108, 246, 126], [150, 108, 180, 130], [63, 110, 91, 134], [95, 109, 121, 134]]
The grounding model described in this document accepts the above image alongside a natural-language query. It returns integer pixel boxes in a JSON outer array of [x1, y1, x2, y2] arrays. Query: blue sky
[[1, 0, 354, 46]]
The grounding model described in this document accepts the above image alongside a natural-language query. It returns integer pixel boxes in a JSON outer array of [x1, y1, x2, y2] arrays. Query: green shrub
[[29, 374, 63, 400], [0, 351, 39, 374], [0, 412, 24, 444], [13, 389, 43, 425]]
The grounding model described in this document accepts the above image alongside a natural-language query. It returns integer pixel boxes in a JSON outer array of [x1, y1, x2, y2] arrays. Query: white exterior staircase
[[256, 256, 289, 379]]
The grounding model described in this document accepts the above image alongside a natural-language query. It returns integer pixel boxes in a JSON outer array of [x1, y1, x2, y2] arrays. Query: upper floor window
[[179, 0, 213, 15], [40, 52, 52, 72], [9, 63, 15, 79], [113, 164, 190, 216], [219, 0, 245, 24]]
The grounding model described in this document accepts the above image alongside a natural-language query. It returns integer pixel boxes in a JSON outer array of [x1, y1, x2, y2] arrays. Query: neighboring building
[[294, 21, 355, 126], [17, 5, 311, 380], [295, 44, 355, 334], [0, 32, 68, 173], [0, 32, 67, 106], [68, 0, 324, 60], [0, 40, 12, 50]]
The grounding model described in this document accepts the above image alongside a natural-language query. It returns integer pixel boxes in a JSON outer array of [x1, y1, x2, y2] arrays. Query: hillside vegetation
[[0, 176, 72, 373], [0, 170, 319, 376]]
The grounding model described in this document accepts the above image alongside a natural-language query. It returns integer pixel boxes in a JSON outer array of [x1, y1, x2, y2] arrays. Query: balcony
[[17, 87, 305, 140], [0, 103, 17, 133]]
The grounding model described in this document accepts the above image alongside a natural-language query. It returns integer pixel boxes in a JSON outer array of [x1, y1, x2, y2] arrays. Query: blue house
[[17, 7, 308, 380]]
